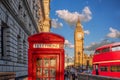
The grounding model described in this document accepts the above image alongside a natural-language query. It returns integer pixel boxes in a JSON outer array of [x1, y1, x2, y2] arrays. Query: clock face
[[77, 33, 82, 39]]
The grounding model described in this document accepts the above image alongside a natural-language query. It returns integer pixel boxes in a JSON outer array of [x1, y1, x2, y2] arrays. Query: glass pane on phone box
[[43, 68, 49, 77], [37, 58, 42, 66], [50, 78, 55, 80], [43, 78, 49, 80], [50, 68, 56, 77], [50, 58, 56, 66], [36, 78, 39, 80], [44, 58, 49, 67], [36, 78, 42, 80], [36, 68, 42, 77]]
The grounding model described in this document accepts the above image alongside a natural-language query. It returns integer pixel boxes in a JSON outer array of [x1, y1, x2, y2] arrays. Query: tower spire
[[77, 16, 80, 23], [76, 16, 83, 31], [74, 16, 84, 67]]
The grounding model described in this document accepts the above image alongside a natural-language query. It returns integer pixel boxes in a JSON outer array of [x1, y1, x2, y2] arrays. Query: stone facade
[[41, 0, 51, 32], [82, 53, 93, 67], [74, 19, 84, 66], [37, 0, 51, 32], [74, 19, 93, 67], [0, 0, 43, 77]]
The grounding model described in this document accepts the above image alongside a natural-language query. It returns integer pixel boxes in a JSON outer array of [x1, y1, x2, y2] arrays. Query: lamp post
[[67, 54, 68, 67], [67, 57, 69, 67]]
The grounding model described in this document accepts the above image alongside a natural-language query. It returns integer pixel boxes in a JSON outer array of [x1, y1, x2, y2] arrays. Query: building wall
[[74, 19, 93, 67], [42, 0, 51, 32], [82, 53, 93, 67], [0, 0, 43, 77], [74, 20, 84, 66]]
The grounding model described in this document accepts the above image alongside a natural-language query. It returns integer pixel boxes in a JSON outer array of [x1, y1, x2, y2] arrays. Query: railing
[[0, 72, 16, 80], [78, 74, 120, 80]]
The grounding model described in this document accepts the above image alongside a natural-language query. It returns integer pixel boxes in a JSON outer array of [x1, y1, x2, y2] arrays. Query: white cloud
[[84, 30, 90, 35], [51, 19, 63, 28], [82, 6, 92, 21], [65, 40, 71, 45], [85, 27, 120, 52], [107, 27, 120, 38], [65, 40, 74, 48], [69, 45, 74, 48], [56, 6, 92, 25], [85, 39, 112, 51]]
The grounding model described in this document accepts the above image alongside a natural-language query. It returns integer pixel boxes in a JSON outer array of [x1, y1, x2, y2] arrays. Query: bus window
[[110, 65, 120, 72], [95, 50, 100, 54], [112, 45, 120, 51], [100, 66, 108, 72], [102, 47, 110, 53]]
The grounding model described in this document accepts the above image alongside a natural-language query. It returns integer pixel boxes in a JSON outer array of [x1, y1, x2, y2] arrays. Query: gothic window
[[23, 12, 26, 18], [23, 39, 27, 64], [18, 3, 22, 10], [18, 1, 23, 20], [23, 11, 27, 26], [17, 28, 24, 63], [29, 23, 33, 33], [17, 34, 21, 63], [1, 26, 4, 57], [1, 22, 9, 59]]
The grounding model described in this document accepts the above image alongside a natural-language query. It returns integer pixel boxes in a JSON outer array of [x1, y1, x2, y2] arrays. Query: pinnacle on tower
[[76, 17, 83, 31], [77, 16, 81, 23]]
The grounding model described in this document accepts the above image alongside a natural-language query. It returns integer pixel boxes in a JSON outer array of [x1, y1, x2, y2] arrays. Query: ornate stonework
[[0, 0, 43, 77], [74, 19, 84, 66], [38, 0, 51, 32], [74, 19, 93, 67]]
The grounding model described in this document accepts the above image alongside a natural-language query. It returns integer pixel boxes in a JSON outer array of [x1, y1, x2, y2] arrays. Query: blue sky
[[50, 0, 120, 57]]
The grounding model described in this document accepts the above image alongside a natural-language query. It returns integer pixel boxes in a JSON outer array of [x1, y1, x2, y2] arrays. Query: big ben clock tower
[[74, 18, 84, 66]]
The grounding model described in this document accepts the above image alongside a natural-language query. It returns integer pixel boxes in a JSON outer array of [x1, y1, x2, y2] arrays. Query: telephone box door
[[33, 54, 59, 80]]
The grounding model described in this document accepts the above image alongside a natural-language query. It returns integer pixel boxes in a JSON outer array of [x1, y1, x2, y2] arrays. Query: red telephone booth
[[28, 32, 65, 80]]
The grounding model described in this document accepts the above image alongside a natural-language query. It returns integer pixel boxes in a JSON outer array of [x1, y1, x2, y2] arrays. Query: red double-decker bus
[[92, 42, 120, 78]]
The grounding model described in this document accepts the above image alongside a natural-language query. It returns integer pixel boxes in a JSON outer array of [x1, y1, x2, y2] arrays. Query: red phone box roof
[[28, 32, 65, 49]]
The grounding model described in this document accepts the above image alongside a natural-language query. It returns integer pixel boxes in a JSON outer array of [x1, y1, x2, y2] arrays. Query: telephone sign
[[33, 44, 60, 48], [28, 32, 65, 80]]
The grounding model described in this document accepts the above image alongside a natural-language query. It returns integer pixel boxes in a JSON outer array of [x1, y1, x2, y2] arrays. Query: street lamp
[[67, 57, 69, 67], [66, 54, 68, 67]]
